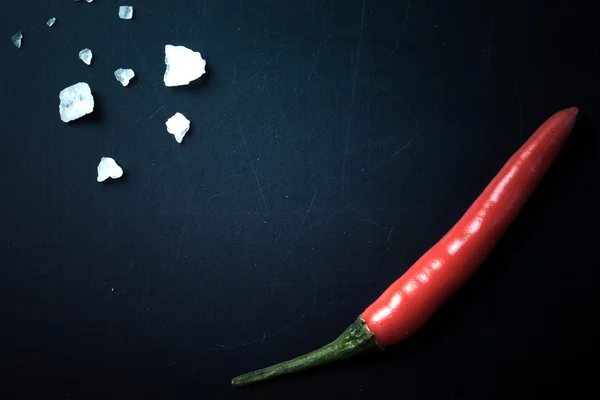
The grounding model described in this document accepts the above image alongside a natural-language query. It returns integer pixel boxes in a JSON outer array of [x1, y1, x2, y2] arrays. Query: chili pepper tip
[[231, 318, 382, 387]]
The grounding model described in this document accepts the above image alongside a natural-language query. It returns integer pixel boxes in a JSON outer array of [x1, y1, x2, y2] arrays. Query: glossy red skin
[[361, 107, 579, 347]]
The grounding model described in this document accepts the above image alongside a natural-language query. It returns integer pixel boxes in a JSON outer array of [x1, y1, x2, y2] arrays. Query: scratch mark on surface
[[237, 117, 270, 214], [285, 185, 319, 261], [379, 85, 422, 133], [243, 13, 342, 84], [175, 226, 186, 260], [340, 0, 367, 206], [260, 278, 317, 339], [385, 226, 395, 245], [257, 112, 290, 135], [485, 0, 496, 79], [147, 105, 166, 123], [435, 83, 444, 114], [125, 28, 168, 119], [227, 278, 318, 349], [324, 24, 360, 44], [300, 203, 354, 233], [202, 0, 208, 25], [300, 22, 325, 95], [514, 83, 523, 140], [63, 25, 83, 49], [379, 0, 412, 67], [359, 219, 385, 232], [206, 192, 227, 201], [391, 139, 413, 158], [141, 285, 153, 332], [307, 0, 317, 26], [251, 282, 296, 289], [247, 44, 290, 82]]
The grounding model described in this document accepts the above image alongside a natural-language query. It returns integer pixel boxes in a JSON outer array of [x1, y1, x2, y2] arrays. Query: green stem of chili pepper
[[231, 318, 381, 387]]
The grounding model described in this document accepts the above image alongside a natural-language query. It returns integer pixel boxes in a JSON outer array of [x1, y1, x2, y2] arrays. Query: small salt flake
[[165, 112, 191, 144], [79, 48, 93, 65], [11, 31, 22, 48], [47, 18, 56, 27], [163, 44, 207, 87], [114, 68, 135, 86], [97, 157, 124, 182], [86, 0, 94, 3], [59, 82, 95, 123], [119, 6, 134, 20]]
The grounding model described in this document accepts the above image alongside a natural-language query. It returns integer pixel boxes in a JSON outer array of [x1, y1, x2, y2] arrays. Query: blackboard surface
[[2, 1, 599, 398]]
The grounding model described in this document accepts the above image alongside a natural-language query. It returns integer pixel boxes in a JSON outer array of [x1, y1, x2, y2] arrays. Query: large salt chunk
[[97, 157, 124, 182], [47, 18, 56, 27], [119, 6, 133, 19], [12, 31, 22, 48], [163, 44, 207, 87], [165, 112, 190, 143], [59, 82, 95, 123], [114, 68, 135, 86], [79, 48, 93, 65]]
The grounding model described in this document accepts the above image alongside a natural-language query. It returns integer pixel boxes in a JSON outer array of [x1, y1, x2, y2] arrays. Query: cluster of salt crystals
[[59, 82, 95, 123], [79, 48, 93, 65], [97, 157, 124, 182], [114, 68, 136, 86], [163, 45, 207, 87], [43, 7, 208, 177], [12, 31, 23, 48], [119, 6, 134, 20], [165, 113, 191, 143]]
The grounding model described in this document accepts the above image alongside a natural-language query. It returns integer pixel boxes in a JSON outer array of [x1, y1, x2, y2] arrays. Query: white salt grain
[[12, 31, 22, 48], [114, 68, 135, 86], [165, 112, 191, 143], [47, 18, 56, 27], [97, 157, 124, 182], [59, 82, 95, 123], [119, 6, 134, 20], [79, 48, 93, 65], [163, 44, 207, 87]]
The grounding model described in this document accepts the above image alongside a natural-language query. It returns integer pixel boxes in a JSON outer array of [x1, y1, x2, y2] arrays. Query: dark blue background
[[2, 0, 599, 398]]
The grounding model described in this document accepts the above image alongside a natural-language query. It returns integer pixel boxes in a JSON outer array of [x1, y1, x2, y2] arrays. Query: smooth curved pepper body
[[361, 107, 579, 346], [232, 107, 579, 387]]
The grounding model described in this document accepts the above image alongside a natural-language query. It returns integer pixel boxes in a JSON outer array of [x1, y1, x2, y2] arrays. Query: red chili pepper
[[232, 106, 579, 387]]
